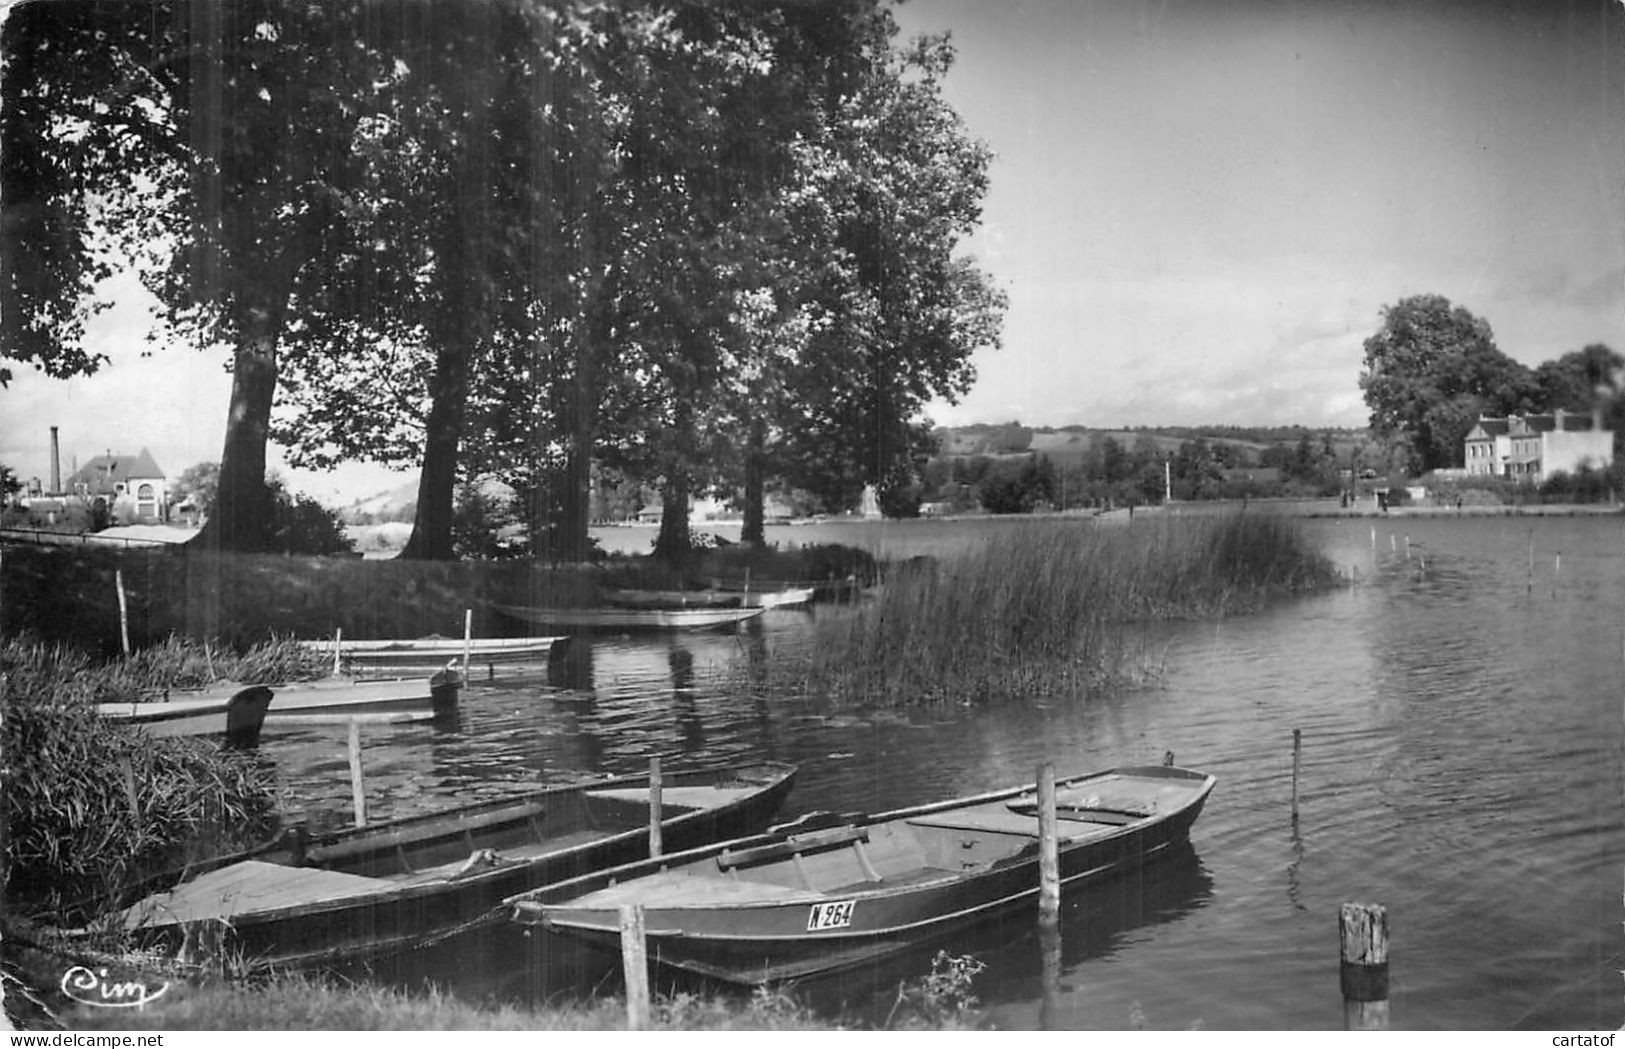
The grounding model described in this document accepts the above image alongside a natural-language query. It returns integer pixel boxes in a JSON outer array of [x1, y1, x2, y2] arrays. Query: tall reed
[[785, 514, 1335, 706], [1, 636, 282, 919]]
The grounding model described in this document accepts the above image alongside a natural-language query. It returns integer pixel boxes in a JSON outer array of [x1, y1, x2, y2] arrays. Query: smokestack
[[49, 426, 60, 495]]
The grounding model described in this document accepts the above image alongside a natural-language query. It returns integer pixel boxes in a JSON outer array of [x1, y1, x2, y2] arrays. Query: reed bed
[[1, 636, 288, 919], [783, 514, 1336, 706]]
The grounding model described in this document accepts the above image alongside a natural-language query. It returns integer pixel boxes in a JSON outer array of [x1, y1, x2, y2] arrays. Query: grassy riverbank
[[57, 975, 847, 1031], [0, 636, 299, 919], [778, 514, 1338, 705]]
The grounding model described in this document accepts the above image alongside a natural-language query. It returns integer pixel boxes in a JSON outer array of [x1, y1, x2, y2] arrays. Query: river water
[[255, 514, 1625, 1031]]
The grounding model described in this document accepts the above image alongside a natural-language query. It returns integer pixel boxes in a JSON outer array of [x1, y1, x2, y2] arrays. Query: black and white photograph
[[1, 0, 1620, 1034]]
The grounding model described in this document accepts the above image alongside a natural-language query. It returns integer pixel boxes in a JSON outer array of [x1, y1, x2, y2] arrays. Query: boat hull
[[300, 636, 567, 671], [118, 762, 797, 972], [514, 765, 1213, 985], [96, 685, 274, 746], [494, 603, 764, 631]]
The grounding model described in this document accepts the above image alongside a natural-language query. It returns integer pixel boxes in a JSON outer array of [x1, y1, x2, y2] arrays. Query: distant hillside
[[340, 480, 418, 523], [931, 423, 1371, 464]]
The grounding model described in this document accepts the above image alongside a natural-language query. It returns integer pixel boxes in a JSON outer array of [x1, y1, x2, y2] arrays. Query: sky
[[4, 0, 1623, 503]]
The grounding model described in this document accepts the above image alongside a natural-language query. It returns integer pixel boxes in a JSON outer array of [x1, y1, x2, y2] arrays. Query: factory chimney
[[49, 426, 61, 495]]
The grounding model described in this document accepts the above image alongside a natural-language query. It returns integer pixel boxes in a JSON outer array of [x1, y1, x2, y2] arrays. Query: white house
[[1463, 411, 1613, 482], [64, 448, 168, 523]]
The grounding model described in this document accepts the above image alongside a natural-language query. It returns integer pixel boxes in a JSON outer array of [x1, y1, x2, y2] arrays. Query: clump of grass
[[1, 637, 280, 920], [885, 950, 987, 1030], [786, 514, 1335, 705], [65, 972, 846, 1031]]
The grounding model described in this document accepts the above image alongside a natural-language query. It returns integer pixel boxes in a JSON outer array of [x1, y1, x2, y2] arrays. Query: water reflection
[[800, 844, 1214, 1026]]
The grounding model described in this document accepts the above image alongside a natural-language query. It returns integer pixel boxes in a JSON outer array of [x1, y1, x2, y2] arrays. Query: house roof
[[65, 448, 166, 494], [1466, 418, 1509, 438]]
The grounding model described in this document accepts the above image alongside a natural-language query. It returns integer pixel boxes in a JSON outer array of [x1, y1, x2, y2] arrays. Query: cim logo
[[59, 966, 169, 1009]]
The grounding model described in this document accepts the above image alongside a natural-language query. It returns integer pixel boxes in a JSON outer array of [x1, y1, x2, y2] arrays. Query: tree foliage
[[1358, 295, 1539, 473], [4, 1, 1003, 561]]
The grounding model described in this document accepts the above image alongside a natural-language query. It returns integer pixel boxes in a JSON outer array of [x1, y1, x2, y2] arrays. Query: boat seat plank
[[584, 785, 748, 809], [906, 808, 1042, 837], [126, 860, 390, 927], [718, 826, 870, 871]]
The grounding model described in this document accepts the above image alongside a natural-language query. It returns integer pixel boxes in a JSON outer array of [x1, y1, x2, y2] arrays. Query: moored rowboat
[[96, 684, 275, 746], [299, 635, 568, 671], [738, 586, 816, 609], [115, 761, 798, 972], [494, 603, 764, 631], [507, 763, 1215, 985], [97, 668, 463, 741], [604, 589, 743, 609]]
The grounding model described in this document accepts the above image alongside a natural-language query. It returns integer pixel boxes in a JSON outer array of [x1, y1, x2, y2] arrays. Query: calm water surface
[[257, 514, 1625, 1030]]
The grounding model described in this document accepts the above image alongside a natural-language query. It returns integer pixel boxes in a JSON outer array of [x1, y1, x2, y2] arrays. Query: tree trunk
[[551, 269, 613, 562], [652, 474, 692, 564], [741, 416, 766, 547], [195, 291, 285, 553], [398, 333, 473, 560], [550, 327, 597, 563]]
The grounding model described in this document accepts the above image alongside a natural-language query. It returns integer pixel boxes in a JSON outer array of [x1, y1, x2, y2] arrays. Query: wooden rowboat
[[738, 586, 816, 609], [259, 668, 463, 722], [299, 635, 568, 672], [708, 579, 823, 608], [116, 761, 798, 972], [508, 764, 1215, 985], [604, 589, 743, 610], [96, 684, 275, 746], [494, 603, 764, 632], [98, 669, 462, 742]]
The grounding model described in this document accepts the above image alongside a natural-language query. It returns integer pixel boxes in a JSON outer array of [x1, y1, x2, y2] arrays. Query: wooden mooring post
[[619, 903, 652, 1030], [331, 627, 343, 676], [347, 719, 367, 828], [648, 756, 664, 859], [462, 609, 473, 678], [1339, 902, 1390, 1030], [115, 569, 131, 655], [1036, 761, 1060, 922], [1291, 729, 1303, 823]]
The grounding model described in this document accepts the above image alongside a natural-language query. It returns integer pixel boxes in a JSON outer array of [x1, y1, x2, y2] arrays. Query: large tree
[[761, 30, 1005, 529], [1358, 294, 1538, 473], [3, 1, 390, 552]]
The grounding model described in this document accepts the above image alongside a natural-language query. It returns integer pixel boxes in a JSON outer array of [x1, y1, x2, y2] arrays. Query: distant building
[[63, 448, 168, 523], [1464, 410, 1613, 482]]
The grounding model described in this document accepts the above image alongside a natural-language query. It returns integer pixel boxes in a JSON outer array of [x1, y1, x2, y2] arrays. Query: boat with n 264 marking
[[507, 763, 1215, 985]]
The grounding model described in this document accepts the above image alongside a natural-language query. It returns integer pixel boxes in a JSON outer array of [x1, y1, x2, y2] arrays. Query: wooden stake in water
[[619, 904, 651, 1030], [1038, 912, 1063, 1031], [1291, 729, 1303, 823], [115, 569, 131, 655], [1339, 902, 1390, 1030], [462, 609, 473, 678], [332, 627, 343, 676], [648, 756, 664, 859], [1037, 762, 1060, 922], [347, 719, 367, 828]]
